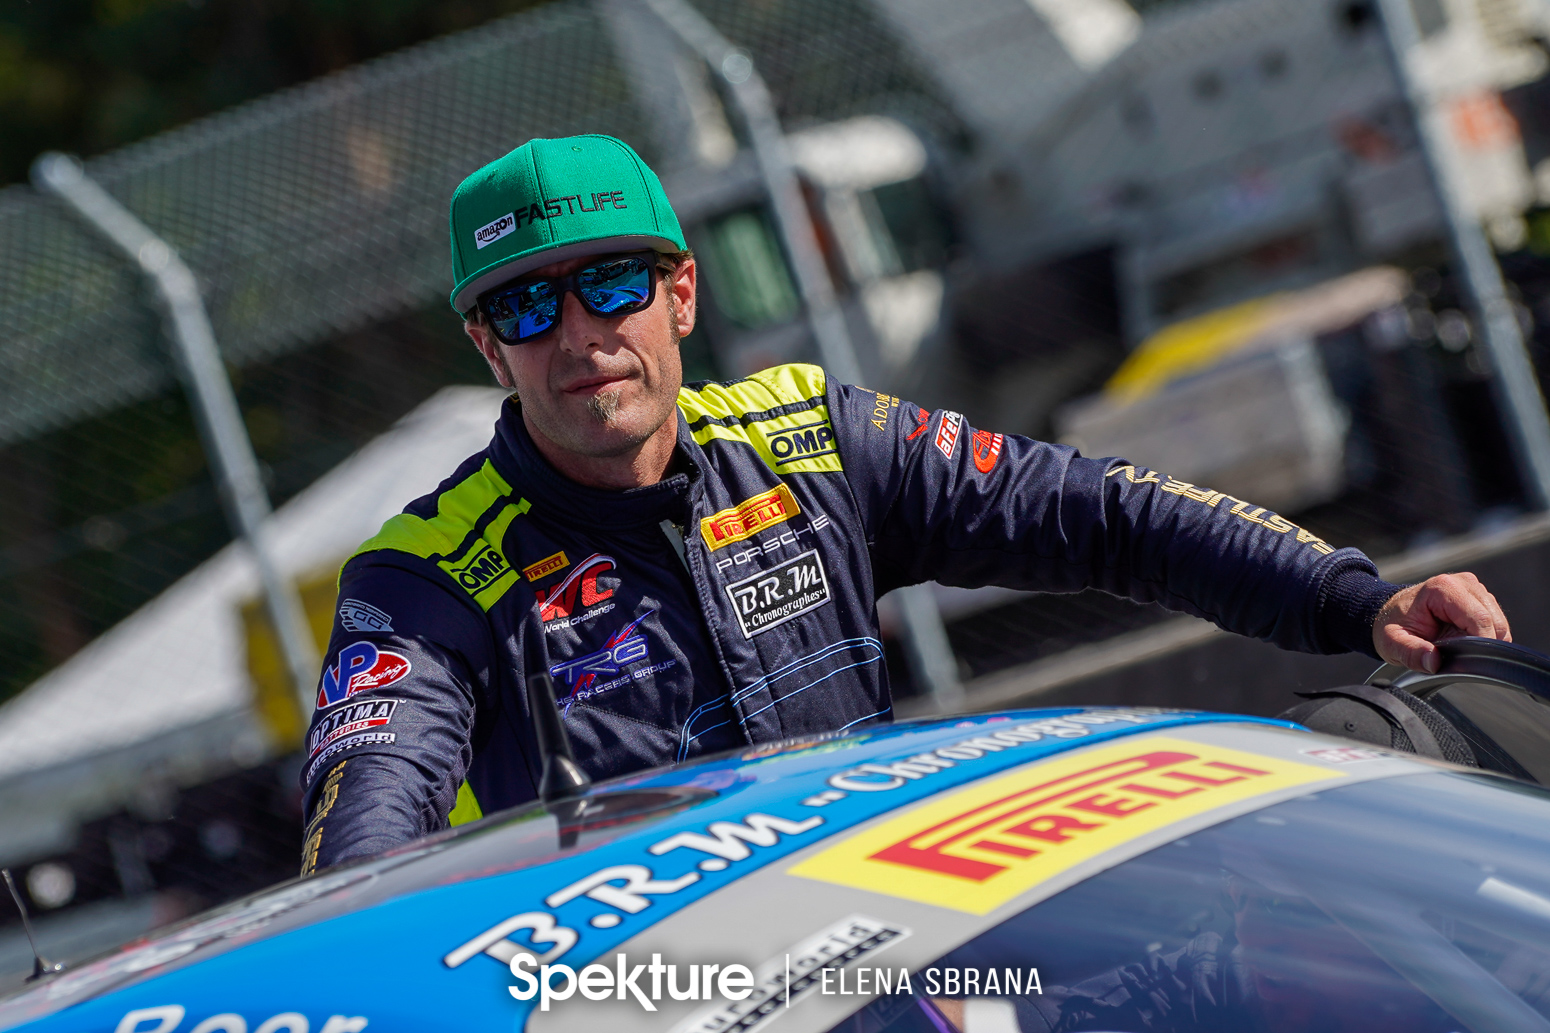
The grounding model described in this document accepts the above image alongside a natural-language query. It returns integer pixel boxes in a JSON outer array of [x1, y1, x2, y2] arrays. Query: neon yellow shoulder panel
[[447, 779, 484, 826], [678, 363, 843, 474], [347, 457, 531, 611]]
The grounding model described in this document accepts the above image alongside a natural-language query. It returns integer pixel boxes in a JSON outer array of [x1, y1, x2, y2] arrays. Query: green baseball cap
[[448, 134, 686, 313]]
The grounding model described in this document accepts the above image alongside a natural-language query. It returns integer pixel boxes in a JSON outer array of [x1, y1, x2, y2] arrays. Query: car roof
[[0, 706, 1444, 1032]]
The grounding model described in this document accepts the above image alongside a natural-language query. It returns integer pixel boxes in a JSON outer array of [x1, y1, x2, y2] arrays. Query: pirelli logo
[[522, 551, 569, 582], [700, 484, 800, 551], [790, 737, 1342, 915]]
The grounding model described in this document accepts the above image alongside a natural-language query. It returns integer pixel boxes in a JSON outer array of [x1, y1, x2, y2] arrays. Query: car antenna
[[526, 672, 592, 803], [2, 869, 63, 980]]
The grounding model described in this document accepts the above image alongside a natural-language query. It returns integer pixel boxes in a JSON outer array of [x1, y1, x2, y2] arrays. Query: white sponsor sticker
[[474, 212, 516, 250]]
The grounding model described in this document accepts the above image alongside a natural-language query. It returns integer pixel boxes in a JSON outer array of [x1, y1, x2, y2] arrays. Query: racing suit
[[299, 363, 1398, 873]]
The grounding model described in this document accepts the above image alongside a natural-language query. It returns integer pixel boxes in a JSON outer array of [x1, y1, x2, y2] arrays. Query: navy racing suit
[[299, 363, 1398, 873]]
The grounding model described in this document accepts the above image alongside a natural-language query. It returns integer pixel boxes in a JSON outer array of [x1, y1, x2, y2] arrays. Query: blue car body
[[4, 706, 1548, 1033]]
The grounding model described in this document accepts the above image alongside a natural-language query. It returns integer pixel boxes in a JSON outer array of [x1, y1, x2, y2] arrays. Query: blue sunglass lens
[[578, 258, 653, 314], [484, 256, 653, 343]]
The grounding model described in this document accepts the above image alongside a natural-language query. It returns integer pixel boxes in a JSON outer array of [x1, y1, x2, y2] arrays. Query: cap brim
[[451, 234, 681, 313]]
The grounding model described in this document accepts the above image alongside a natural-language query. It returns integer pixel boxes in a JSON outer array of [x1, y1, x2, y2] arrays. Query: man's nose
[[553, 289, 606, 353]]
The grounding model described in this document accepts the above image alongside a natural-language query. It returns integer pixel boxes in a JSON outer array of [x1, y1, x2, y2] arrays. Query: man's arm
[[299, 558, 494, 874], [828, 382, 1505, 662]]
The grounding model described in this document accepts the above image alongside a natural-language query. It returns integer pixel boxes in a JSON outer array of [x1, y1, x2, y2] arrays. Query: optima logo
[[474, 212, 516, 250]]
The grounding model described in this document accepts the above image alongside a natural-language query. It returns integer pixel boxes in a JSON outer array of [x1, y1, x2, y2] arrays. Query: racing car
[[4, 637, 1550, 1033]]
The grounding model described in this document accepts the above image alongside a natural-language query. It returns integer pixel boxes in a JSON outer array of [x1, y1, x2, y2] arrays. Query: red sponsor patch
[[972, 430, 1004, 473], [905, 407, 931, 442]]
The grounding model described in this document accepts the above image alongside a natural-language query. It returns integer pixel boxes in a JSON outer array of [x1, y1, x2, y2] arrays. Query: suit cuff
[[1317, 566, 1405, 659]]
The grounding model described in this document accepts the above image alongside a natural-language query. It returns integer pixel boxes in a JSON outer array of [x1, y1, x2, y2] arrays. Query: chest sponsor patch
[[935, 411, 963, 459], [523, 551, 569, 582], [789, 736, 1343, 915], [536, 553, 616, 623], [307, 698, 400, 760], [548, 611, 675, 704], [700, 484, 800, 551], [338, 598, 393, 633], [724, 549, 831, 639]]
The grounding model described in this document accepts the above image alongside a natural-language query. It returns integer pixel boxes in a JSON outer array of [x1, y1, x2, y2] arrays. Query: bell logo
[[536, 553, 616, 622]]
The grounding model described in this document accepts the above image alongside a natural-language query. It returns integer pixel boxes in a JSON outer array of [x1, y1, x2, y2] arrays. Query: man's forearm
[[301, 754, 447, 875]]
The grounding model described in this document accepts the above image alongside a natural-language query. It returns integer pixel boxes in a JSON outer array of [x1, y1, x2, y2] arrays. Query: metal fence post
[[640, 0, 963, 709], [32, 153, 322, 725], [1374, 0, 1550, 509]]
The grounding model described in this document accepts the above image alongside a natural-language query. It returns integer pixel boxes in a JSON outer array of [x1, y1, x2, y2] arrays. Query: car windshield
[[829, 770, 1550, 1033]]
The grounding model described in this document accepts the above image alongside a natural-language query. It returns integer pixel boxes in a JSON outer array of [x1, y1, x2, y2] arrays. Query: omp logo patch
[[448, 545, 511, 593], [789, 737, 1343, 914], [701, 484, 800, 551], [523, 551, 569, 582], [765, 420, 836, 467], [307, 698, 400, 759], [725, 549, 830, 639], [474, 212, 516, 250], [935, 412, 963, 459]]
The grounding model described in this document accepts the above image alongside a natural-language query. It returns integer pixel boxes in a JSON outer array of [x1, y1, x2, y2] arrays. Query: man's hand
[[1373, 572, 1510, 673]]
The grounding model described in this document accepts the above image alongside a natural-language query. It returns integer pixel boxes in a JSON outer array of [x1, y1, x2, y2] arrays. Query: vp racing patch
[[724, 549, 831, 639]]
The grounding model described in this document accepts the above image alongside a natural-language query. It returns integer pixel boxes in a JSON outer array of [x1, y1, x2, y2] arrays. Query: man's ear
[[669, 257, 698, 340], [464, 318, 515, 389]]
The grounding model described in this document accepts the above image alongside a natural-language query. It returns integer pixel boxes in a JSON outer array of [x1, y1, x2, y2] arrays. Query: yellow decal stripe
[[789, 736, 1343, 915]]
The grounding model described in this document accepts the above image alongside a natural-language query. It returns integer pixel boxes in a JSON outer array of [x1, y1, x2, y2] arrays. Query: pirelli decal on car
[[789, 737, 1344, 915], [725, 549, 831, 638], [701, 484, 800, 551]]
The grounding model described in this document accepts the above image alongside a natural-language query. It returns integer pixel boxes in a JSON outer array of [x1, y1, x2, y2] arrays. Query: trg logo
[[549, 611, 652, 694]]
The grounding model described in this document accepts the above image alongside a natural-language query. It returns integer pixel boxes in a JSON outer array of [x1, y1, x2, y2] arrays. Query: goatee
[[586, 388, 622, 423]]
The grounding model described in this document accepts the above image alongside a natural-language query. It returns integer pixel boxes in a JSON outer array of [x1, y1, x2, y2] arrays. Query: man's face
[[465, 252, 697, 466]]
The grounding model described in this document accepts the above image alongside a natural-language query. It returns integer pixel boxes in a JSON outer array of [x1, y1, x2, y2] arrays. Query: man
[[298, 134, 1509, 874]]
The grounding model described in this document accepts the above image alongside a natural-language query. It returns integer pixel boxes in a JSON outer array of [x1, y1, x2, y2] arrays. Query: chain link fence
[[4, 0, 1550, 982]]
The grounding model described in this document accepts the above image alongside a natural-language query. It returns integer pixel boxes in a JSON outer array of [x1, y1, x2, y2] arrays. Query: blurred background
[[5, 0, 1550, 986]]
